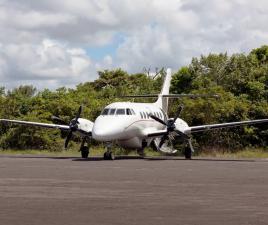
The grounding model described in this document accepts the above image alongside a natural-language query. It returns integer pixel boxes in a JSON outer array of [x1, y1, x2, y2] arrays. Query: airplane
[[1, 68, 268, 160]]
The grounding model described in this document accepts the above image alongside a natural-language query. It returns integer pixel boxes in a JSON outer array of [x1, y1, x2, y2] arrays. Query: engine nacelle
[[77, 118, 94, 134], [174, 118, 189, 133]]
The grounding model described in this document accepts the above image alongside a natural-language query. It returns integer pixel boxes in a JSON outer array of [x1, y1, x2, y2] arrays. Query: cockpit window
[[109, 108, 116, 115], [116, 108, 125, 115], [102, 108, 136, 116], [101, 108, 109, 115]]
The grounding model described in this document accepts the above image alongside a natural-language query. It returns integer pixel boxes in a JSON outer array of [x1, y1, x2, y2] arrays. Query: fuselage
[[92, 101, 189, 149]]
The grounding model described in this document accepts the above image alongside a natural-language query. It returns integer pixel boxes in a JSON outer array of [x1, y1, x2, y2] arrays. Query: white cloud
[[0, 39, 93, 89], [0, 0, 267, 89]]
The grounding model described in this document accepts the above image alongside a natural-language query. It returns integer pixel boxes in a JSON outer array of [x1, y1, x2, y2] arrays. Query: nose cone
[[92, 116, 125, 141]]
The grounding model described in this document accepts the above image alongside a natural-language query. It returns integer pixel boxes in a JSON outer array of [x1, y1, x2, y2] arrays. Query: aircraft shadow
[[69, 155, 260, 162], [0, 155, 79, 160], [72, 155, 144, 161], [0, 154, 264, 163], [143, 157, 257, 162]]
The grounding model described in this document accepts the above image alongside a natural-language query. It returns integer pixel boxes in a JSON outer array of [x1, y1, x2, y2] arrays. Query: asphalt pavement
[[0, 155, 267, 225]]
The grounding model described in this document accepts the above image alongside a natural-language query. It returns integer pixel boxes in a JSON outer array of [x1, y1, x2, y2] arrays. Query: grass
[[0, 147, 267, 159], [198, 148, 268, 159]]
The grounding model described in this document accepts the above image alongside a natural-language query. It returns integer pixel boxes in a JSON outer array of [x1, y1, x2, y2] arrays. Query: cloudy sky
[[0, 0, 267, 89]]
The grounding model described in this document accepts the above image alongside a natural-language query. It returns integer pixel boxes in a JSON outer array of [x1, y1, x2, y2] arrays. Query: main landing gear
[[184, 140, 193, 160], [80, 137, 90, 159], [103, 143, 114, 160], [184, 147, 192, 159], [137, 140, 147, 157]]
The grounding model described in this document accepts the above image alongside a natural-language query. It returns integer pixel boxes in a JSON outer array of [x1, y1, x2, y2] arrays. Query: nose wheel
[[103, 142, 114, 160], [80, 137, 90, 159], [103, 151, 114, 160]]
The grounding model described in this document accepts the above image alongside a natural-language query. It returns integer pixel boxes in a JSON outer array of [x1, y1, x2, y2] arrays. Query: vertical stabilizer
[[154, 68, 172, 113]]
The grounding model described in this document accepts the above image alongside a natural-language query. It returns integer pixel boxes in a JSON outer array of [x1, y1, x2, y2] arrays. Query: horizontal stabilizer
[[121, 94, 219, 98]]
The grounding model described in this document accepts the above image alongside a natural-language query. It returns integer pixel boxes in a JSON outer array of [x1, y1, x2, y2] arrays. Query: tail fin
[[154, 68, 172, 113]]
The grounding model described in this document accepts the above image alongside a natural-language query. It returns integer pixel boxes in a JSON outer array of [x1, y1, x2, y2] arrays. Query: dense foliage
[[0, 46, 268, 152]]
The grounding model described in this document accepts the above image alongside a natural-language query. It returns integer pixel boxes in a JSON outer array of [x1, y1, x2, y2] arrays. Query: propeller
[[51, 116, 67, 125], [52, 106, 82, 149], [150, 105, 194, 151], [64, 105, 82, 149]]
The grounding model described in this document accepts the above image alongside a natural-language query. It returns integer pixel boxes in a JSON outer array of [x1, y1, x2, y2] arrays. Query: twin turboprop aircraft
[[1, 68, 268, 159]]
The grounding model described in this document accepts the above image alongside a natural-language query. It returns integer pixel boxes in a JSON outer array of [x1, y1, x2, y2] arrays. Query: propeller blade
[[170, 105, 184, 126], [159, 134, 168, 148], [188, 139, 195, 152], [150, 114, 167, 126], [65, 131, 73, 149], [51, 116, 67, 125], [174, 129, 190, 140], [75, 105, 82, 121]]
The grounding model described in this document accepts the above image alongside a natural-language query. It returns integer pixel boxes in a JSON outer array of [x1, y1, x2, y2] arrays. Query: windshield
[[101, 108, 109, 115], [101, 108, 135, 116], [116, 108, 125, 115]]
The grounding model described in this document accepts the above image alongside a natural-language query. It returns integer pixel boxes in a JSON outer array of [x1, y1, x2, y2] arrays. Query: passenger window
[[101, 108, 109, 115], [160, 109, 167, 121], [131, 109, 136, 115], [140, 112, 143, 119], [116, 108, 125, 115], [143, 112, 146, 119], [109, 108, 116, 115]]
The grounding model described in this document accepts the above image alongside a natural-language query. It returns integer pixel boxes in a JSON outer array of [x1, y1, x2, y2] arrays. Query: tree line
[[0, 45, 267, 153]]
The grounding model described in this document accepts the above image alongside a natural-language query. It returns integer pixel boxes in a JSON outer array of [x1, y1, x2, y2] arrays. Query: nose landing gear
[[103, 142, 114, 160], [80, 137, 90, 159]]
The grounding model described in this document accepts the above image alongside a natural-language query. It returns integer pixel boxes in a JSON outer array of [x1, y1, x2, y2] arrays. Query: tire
[[81, 146, 89, 159], [108, 152, 115, 160], [137, 149, 145, 157], [104, 152, 114, 160], [184, 147, 192, 160], [103, 152, 109, 160]]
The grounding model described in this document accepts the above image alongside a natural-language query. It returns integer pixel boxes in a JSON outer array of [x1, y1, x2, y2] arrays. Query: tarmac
[[0, 155, 267, 225]]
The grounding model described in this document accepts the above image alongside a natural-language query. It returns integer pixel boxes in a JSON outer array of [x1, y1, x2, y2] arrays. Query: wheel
[[103, 151, 114, 160], [105, 152, 114, 160], [184, 147, 192, 160], [108, 152, 115, 160], [137, 149, 145, 157], [81, 146, 89, 159], [103, 152, 108, 160]]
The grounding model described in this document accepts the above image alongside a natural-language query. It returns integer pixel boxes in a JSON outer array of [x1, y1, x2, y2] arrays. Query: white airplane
[[1, 68, 268, 160]]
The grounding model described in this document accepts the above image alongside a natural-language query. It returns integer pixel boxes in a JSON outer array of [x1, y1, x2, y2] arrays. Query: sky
[[0, 0, 267, 90]]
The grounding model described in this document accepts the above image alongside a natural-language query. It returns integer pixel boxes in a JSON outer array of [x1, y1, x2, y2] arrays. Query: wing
[[0, 119, 70, 130], [145, 129, 168, 137], [186, 119, 268, 134]]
